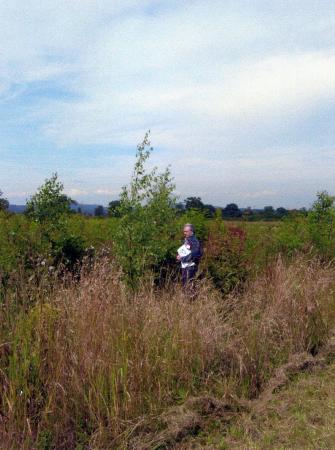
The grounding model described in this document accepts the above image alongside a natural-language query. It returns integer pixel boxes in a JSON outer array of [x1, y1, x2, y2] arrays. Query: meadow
[[1, 142, 335, 448], [1, 195, 335, 449]]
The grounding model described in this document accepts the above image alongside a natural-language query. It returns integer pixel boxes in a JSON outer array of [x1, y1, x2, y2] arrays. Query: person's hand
[[176, 254, 181, 261]]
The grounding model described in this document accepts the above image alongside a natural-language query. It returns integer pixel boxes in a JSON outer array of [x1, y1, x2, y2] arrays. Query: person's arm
[[180, 238, 200, 263]]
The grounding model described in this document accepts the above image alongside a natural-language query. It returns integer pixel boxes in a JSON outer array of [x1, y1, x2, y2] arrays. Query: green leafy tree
[[203, 204, 216, 218], [308, 191, 335, 257], [242, 206, 253, 220], [0, 190, 9, 211], [25, 173, 72, 225], [108, 200, 121, 217], [184, 197, 204, 210], [276, 207, 288, 218], [222, 203, 242, 218], [26, 174, 85, 268], [262, 205, 275, 220], [113, 132, 177, 289]]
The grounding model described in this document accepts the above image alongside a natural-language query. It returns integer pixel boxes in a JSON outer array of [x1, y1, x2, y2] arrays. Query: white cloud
[[1, 1, 335, 207]]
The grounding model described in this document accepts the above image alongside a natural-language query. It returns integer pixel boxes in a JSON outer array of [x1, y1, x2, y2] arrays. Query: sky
[[0, 0, 334, 208]]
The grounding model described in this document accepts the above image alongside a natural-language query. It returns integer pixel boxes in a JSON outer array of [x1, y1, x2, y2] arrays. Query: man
[[177, 223, 202, 287]]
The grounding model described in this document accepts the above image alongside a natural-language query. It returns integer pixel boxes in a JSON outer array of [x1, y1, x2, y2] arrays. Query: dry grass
[[219, 255, 335, 398], [1, 255, 335, 449]]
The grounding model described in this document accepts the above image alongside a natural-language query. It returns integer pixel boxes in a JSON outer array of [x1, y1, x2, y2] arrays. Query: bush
[[52, 234, 86, 271], [206, 221, 248, 294]]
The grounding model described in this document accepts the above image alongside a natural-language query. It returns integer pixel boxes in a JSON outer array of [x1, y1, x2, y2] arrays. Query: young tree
[[26, 174, 85, 268], [26, 173, 72, 226], [113, 132, 177, 289], [0, 190, 9, 211]]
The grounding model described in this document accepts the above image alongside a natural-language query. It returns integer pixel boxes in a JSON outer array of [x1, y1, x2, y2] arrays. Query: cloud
[[0, 1, 335, 207], [242, 190, 277, 200]]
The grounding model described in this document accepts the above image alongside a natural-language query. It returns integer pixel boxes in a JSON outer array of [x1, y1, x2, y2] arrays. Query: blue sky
[[0, 0, 334, 208]]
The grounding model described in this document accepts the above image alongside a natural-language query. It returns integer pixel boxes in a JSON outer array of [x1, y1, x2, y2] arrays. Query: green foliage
[[108, 200, 121, 217], [113, 132, 177, 288], [263, 205, 275, 220], [179, 208, 207, 241], [0, 190, 9, 211], [184, 196, 204, 210], [273, 216, 308, 255], [26, 173, 72, 227], [52, 234, 85, 270], [222, 203, 242, 219], [308, 191, 335, 258], [0, 213, 46, 277], [183, 197, 216, 218]]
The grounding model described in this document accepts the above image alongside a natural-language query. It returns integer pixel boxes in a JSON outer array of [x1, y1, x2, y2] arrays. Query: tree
[[308, 191, 335, 257], [310, 191, 334, 221], [222, 203, 242, 218], [203, 204, 216, 218], [0, 190, 9, 211], [242, 207, 253, 220], [108, 200, 121, 217], [94, 205, 105, 217], [113, 132, 177, 289], [25, 173, 72, 225], [175, 202, 185, 216], [263, 206, 275, 220], [276, 207, 288, 218], [184, 197, 204, 211]]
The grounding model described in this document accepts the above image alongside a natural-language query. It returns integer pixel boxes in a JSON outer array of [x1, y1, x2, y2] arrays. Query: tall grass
[[1, 255, 335, 448]]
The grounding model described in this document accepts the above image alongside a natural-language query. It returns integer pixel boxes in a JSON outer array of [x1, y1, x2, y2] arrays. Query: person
[[176, 223, 202, 288]]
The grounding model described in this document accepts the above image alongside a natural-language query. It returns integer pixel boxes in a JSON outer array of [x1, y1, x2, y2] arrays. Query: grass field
[[1, 196, 335, 448]]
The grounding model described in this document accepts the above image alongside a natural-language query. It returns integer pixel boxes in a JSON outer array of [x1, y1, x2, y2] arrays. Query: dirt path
[[177, 362, 335, 449]]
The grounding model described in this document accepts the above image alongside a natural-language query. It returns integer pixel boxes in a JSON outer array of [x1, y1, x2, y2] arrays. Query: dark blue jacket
[[181, 234, 202, 265]]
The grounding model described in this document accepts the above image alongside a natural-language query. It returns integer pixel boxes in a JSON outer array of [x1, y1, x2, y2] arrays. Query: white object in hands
[[177, 244, 194, 268], [177, 244, 191, 257]]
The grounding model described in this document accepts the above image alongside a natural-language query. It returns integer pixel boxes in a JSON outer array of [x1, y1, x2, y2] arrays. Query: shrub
[[206, 222, 248, 294], [52, 233, 86, 271]]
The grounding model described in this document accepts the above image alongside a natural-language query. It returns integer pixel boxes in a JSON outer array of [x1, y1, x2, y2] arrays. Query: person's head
[[183, 223, 194, 238]]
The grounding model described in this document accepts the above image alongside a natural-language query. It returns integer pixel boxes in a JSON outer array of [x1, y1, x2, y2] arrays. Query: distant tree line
[[78, 198, 308, 220], [107, 196, 307, 221], [0, 187, 311, 221], [173, 197, 301, 220]]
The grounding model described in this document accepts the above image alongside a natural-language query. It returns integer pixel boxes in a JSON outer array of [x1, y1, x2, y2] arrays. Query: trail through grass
[[178, 362, 335, 449]]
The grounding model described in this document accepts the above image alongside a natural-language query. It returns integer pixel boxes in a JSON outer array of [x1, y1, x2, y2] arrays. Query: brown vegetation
[[1, 255, 335, 449]]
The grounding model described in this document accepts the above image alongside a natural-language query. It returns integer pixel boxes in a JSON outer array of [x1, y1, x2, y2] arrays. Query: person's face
[[183, 226, 193, 238]]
